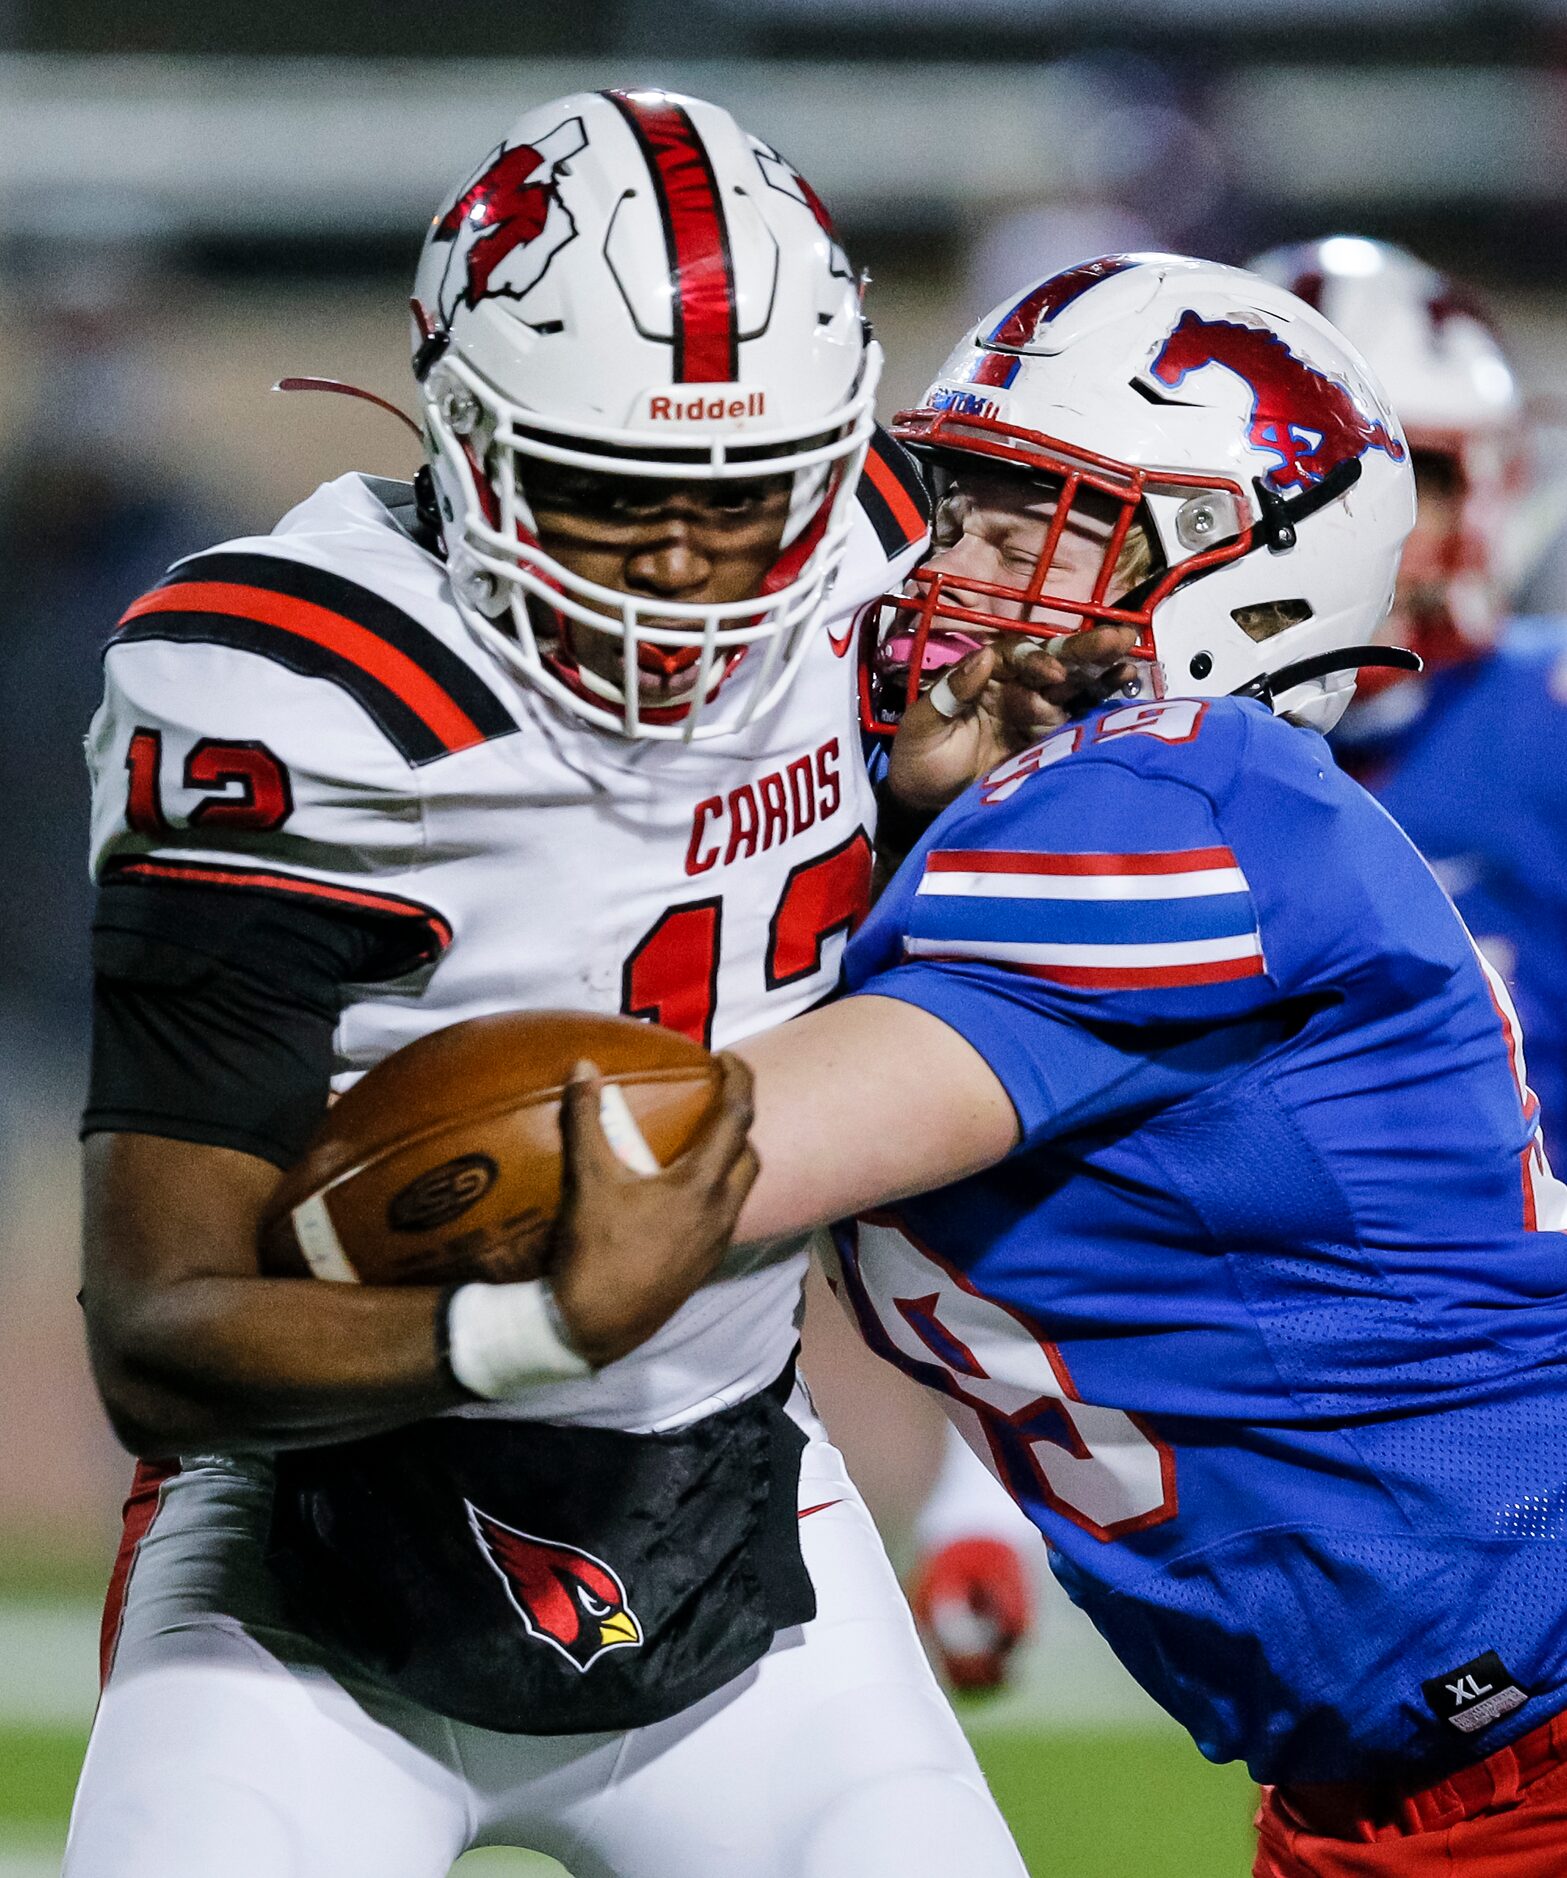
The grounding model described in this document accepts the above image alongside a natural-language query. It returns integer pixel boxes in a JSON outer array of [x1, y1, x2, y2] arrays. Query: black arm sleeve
[[84, 873, 446, 1167]]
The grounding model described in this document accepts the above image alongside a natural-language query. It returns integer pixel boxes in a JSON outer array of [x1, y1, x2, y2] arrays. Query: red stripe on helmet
[[986, 256, 1138, 348], [606, 90, 738, 383]]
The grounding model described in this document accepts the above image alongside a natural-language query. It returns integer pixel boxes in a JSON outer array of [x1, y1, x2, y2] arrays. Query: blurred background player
[[1250, 237, 1567, 1162]]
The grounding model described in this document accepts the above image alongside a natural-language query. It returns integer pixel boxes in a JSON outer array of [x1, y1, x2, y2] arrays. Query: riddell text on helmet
[[645, 392, 767, 421]]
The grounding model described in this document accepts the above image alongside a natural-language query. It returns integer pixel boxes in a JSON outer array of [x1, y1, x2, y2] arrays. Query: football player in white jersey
[[66, 90, 1133, 1878]]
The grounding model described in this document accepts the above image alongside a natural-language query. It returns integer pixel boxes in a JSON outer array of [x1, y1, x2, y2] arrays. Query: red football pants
[[1254, 1709, 1567, 1876]]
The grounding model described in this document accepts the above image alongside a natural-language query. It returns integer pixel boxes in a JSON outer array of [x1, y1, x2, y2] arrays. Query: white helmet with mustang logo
[[873, 253, 1416, 734], [411, 87, 879, 740]]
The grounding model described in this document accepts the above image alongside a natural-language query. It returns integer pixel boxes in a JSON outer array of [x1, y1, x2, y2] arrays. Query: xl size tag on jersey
[[1421, 1651, 1528, 1734]]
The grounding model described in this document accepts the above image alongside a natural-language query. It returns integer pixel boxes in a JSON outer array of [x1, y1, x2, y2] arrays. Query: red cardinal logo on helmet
[[431, 117, 588, 326], [754, 141, 852, 280], [1149, 310, 1406, 494], [467, 1502, 643, 1673]]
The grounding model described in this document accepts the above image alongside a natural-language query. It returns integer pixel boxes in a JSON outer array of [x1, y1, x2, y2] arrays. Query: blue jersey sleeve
[[856, 954, 1291, 1145], [845, 697, 1472, 1145], [843, 701, 1316, 1144]]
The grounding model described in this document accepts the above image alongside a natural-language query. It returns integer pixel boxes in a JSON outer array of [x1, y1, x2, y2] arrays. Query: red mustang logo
[[431, 116, 587, 325], [467, 1502, 642, 1674], [1149, 309, 1406, 493]]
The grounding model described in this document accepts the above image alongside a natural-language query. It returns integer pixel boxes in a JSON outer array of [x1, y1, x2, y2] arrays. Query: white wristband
[[927, 671, 963, 719], [445, 1280, 592, 1400]]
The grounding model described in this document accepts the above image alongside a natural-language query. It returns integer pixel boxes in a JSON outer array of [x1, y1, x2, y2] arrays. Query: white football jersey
[[87, 445, 929, 1435]]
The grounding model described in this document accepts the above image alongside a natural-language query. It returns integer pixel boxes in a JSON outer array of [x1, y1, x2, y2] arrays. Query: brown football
[[259, 1010, 722, 1287]]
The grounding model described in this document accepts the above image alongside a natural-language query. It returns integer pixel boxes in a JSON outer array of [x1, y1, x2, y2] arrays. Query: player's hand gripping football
[[911, 1536, 1037, 1694], [887, 625, 1140, 813], [548, 1053, 760, 1367]]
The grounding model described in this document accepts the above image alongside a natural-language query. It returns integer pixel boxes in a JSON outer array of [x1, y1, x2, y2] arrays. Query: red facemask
[[859, 406, 1253, 733]]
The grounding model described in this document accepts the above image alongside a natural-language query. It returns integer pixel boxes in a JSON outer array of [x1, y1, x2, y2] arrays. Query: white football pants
[[64, 1399, 1027, 1878]]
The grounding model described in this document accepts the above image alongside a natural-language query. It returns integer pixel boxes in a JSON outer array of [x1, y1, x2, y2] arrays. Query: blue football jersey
[[835, 694, 1567, 1785], [1342, 620, 1567, 1162]]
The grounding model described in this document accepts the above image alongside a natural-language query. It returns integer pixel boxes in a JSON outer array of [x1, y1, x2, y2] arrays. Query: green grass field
[[0, 1720, 1257, 1876], [976, 1725, 1257, 1875]]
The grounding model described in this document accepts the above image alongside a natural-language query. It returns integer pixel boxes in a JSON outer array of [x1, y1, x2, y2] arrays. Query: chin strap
[[1251, 457, 1362, 553], [1231, 644, 1423, 708]]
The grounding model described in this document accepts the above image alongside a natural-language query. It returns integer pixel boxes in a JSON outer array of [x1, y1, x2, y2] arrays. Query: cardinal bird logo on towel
[[430, 116, 588, 326], [467, 1502, 643, 1673]]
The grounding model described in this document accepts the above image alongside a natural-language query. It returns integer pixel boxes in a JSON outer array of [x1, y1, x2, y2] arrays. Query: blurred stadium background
[[4, 2, 1566, 1871]]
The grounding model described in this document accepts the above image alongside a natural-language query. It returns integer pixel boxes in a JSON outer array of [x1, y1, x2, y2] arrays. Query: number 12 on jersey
[[621, 830, 873, 1047]]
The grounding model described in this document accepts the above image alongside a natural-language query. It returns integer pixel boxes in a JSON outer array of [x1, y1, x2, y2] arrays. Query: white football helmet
[[1250, 236, 1523, 664], [411, 88, 879, 740], [873, 253, 1416, 734]]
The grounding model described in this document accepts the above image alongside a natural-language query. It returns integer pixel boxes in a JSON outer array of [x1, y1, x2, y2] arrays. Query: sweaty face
[[879, 460, 1158, 687], [521, 461, 793, 707]]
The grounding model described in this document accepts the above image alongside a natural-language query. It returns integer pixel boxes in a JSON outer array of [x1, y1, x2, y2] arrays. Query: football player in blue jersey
[[894, 239, 1567, 1722], [1251, 238, 1567, 1165], [635, 253, 1567, 1876]]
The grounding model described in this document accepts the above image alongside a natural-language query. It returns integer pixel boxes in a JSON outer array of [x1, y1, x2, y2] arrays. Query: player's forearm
[[81, 1131, 464, 1455], [86, 1274, 461, 1456], [733, 994, 1019, 1242]]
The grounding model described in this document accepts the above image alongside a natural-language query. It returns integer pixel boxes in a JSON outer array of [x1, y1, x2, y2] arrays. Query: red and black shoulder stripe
[[857, 427, 932, 559], [114, 552, 519, 767], [101, 856, 453, 968]]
